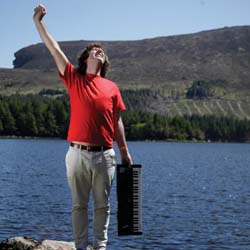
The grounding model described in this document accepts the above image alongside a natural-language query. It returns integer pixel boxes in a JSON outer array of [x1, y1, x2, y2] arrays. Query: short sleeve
[[113, 86, 126, 113], [58, 62, 76, 89]]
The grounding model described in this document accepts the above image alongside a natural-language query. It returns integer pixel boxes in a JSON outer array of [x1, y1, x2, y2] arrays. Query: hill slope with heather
[[0, 25, 250, 118]]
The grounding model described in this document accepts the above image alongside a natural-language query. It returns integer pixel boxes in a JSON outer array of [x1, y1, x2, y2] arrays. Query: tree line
[[0, 94, 250, 142]]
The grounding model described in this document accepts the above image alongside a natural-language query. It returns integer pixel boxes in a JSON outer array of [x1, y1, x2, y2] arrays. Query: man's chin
[[89, 57, 104, 65], [96, 58, 105, 64]]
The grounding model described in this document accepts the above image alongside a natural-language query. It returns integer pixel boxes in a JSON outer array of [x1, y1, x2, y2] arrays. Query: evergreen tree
[[1, 103, 16, 134], [44, 111, 58, 137]]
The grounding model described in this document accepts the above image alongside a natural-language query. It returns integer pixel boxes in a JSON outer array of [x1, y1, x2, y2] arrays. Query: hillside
[[0, 25, 250, 118]]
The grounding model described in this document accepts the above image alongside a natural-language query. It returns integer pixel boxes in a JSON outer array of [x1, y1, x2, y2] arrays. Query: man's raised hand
[[33, 4, 46, 22]]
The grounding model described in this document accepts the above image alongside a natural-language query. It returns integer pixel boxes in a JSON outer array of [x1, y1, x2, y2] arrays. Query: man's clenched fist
[[33, 4, 46, 22]]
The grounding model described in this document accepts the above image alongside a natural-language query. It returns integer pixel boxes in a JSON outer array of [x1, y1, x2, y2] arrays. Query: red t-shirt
[[59, 62, 126, 147]]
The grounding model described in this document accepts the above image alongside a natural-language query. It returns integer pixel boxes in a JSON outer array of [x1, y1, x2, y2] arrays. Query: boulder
[[41, 240, 75, 250], [0, 237, 39, 250], [0, 237, 75, 250]]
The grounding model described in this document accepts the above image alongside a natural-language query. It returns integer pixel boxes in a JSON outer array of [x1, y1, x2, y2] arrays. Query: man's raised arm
[[33, 4, 68, 75]]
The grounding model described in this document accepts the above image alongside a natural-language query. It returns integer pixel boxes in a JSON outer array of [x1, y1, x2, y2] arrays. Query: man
[[33, 4, 132, 250]]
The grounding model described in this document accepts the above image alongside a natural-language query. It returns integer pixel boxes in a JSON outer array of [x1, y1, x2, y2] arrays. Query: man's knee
[[72, 203, 88, 212], [94, 203, 110, 212]]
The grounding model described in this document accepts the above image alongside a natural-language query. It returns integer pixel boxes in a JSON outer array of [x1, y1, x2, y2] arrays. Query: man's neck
[[86, 64, 101, 76]]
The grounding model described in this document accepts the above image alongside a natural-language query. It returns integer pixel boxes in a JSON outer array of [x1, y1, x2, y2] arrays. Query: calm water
[[0, 139, 250, 250]]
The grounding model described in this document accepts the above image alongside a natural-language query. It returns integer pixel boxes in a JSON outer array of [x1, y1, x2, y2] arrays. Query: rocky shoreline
[[0, 237, 75, 250]]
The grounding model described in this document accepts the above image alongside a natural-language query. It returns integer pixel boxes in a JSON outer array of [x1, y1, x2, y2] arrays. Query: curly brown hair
[[77, 43, 110, 78]]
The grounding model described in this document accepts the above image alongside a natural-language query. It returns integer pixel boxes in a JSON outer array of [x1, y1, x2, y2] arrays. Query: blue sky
[[1, 0, 250, 68]]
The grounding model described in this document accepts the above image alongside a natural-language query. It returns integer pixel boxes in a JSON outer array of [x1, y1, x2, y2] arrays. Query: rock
[[41, 240, 74, 250], [0, 237, 96, 250], [0, 237, 39, 250], [0, 237, 75, 250]]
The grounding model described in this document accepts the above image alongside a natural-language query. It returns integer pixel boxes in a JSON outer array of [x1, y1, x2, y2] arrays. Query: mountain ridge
[[12, 25, 250, 86]]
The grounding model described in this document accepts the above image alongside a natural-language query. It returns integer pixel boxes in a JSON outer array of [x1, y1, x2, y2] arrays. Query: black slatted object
[[117, 164, 142, 236]]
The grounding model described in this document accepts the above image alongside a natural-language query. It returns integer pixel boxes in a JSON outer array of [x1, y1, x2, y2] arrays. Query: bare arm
[[114, 114, 133, 165], [33, 4, 68, 75]]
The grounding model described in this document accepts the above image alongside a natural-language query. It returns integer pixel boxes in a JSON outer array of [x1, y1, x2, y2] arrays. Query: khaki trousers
[[65, 146, 116, 250]]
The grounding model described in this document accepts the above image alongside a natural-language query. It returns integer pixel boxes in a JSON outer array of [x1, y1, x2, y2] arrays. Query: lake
[[0, 139, 250, 250]]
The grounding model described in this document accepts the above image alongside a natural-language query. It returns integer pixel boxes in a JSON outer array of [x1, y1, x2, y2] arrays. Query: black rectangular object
[[116, 164, 142, 236]]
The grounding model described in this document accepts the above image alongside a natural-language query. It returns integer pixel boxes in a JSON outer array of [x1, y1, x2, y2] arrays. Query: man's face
[[88, 47, 106, 64]]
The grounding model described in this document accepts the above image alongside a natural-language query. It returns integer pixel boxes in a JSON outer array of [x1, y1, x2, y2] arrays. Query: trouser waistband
[[70, 142, 112, 152]]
